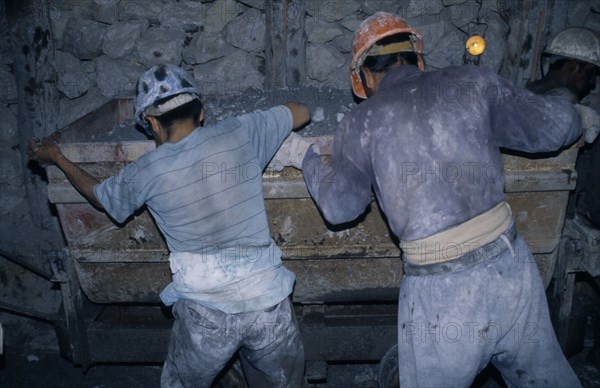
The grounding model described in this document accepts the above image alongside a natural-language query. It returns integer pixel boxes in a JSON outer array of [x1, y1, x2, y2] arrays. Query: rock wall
[[34, 0, 600, 128], [0, 0, 598, 325]]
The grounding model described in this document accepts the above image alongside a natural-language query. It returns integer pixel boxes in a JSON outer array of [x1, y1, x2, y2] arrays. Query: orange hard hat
[[350, 12, 425, 99]]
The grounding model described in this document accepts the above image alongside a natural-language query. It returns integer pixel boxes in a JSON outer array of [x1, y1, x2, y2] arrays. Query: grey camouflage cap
[[134, 64, 202, 136]]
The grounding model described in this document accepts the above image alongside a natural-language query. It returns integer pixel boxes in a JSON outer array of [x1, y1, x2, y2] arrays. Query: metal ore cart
[[43, 96, 586, 385]]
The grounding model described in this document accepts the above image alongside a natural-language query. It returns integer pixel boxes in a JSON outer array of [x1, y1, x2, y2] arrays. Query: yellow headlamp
[[466, 35, 486, 56]]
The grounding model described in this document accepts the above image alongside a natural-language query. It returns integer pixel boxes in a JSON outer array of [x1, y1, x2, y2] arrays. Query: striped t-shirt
[[94, 105, 296, 313]]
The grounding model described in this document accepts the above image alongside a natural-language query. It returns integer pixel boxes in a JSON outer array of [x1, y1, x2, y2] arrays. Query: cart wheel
[[377, 344, 399, 388]]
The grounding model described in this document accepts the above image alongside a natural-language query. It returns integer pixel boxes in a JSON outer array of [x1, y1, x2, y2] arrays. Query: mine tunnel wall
[[1, 0, 599, 324]]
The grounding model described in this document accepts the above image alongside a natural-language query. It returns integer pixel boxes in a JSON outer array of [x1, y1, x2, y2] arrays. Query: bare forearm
[[55, 154, 103, 209], [284, 102, 310, 129]]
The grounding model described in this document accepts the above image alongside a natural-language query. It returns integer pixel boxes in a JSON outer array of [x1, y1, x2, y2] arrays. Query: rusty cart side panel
[[507, 191, 570, 253]]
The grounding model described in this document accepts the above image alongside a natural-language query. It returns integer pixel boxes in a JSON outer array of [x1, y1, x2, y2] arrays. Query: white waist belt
[[400, 201, 513, 266]]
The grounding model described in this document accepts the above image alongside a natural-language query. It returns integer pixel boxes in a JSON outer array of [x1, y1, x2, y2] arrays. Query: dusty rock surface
[[73, 88, 356, 143]]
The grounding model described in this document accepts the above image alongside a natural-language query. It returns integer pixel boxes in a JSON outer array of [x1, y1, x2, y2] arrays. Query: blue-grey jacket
[[302, 65, 581, 241]]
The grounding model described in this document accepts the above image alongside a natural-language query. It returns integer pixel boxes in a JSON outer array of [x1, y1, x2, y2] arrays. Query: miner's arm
[[488, 73, 582, 152], [302, 119, 372, 225]]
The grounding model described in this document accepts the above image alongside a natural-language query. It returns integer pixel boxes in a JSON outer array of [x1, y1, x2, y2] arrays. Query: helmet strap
[[366, 40, 413, 56]]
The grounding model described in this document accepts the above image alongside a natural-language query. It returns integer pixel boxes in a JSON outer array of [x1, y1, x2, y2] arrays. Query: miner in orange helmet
[[300, 12, 582, 387], [349, 11, 425, 99]]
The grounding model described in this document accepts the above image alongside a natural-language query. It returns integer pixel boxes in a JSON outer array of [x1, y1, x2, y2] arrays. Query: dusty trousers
[[397, 230, 581, 387], [161, 298, 305, 387]]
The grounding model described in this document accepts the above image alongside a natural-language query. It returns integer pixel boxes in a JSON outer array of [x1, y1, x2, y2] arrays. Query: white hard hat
[[544, 28, 600, 68]]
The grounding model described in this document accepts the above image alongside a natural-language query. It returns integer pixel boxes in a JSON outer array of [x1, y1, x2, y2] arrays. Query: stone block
[[238, 0, 265, 10], [183, 32, 237, 64], [568, 1, 592, 27], [306, 16, 344, 44], [136, 27, 185, 66], [103, 21, 148, 59], [585, 11, 600, 34], [478, 18, 508, 73], [63, 18, 107, 60], [61, 75, 92, 100], [48, 0, 94, 22], [340, 14, 362, 32], [306, 44, 346, 82], [361, 0, 400, 15], [91, 0, 120, 24], [193, 51, 264, 94], [403, 0, 443, 19], [331, 29, 353, 53], [55, 51, 95, 99], [440, 1, 481, 29], [442, 0, 469, 5], [225, 8, 266, 52], [423, 28, 464, 69], [306, 0, 361, 22], [202, 0, 246, 33], [118, 0, 164, 22], [96, 56, 144, 98], [412, 21, 447, 54], [48, 5, 71, 45], [159, 1, 206, 31]]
